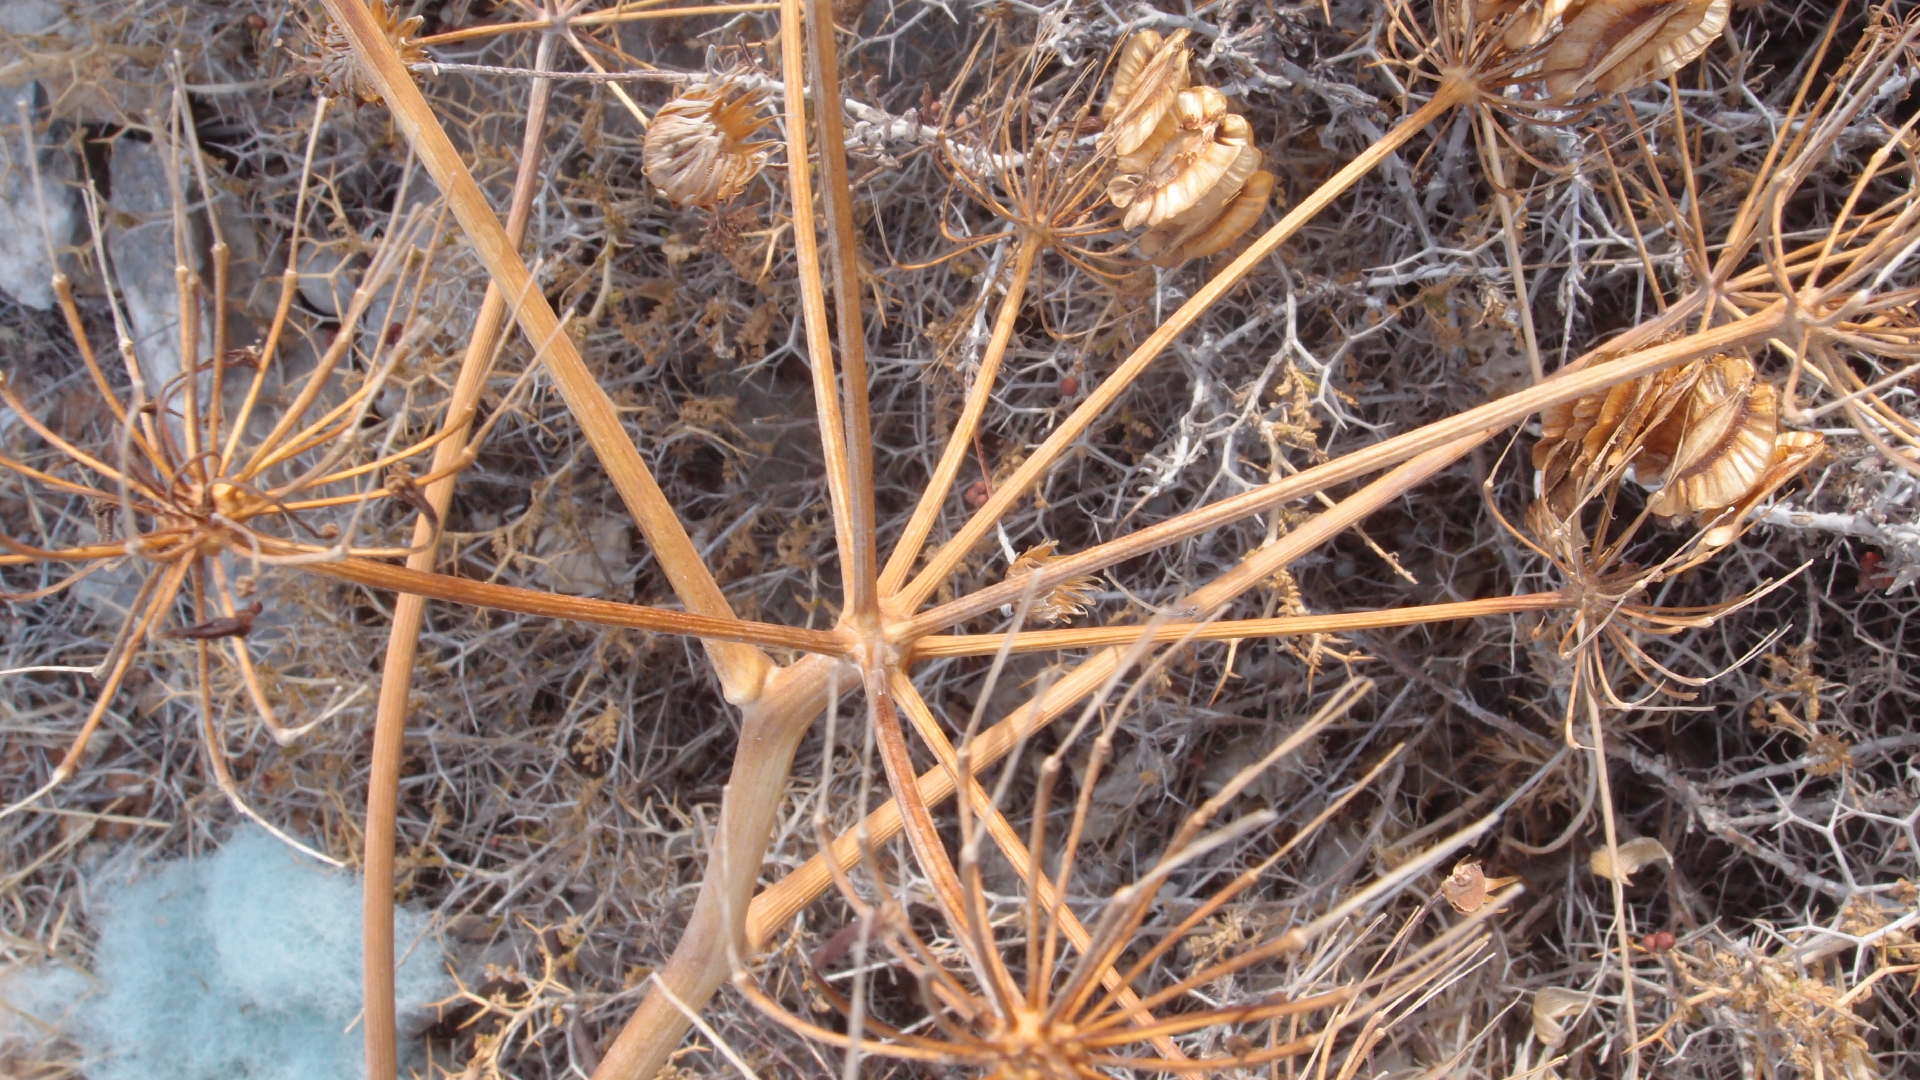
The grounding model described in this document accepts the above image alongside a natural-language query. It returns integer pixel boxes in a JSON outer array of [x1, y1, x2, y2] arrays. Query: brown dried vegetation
[[3, 2, 1919, 1080]]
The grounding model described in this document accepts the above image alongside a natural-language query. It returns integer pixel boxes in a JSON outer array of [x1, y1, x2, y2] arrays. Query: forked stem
[[316, 0, 772, 701], [591, 654, 843, 1080], [879, 233, 1043, 594], [892, 81, 1474, 615], [747, 435, 1489, 955]]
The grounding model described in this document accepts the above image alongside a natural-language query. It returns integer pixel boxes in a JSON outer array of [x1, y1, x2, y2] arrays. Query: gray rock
[[105, 136, 200, 397], [296, 242, 359, 317], [0, 0, 69, 39], [0, 83, 77, 309]]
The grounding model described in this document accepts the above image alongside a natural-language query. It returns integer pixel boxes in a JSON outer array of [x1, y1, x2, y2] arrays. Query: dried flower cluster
[[1100, 30, 1273, 267], [314, 0, 424, 104], [1542, 0, 1731, 97], [1682, 940, 1878, 1075], [1534, 354, 1823, 544], [1481, 0, 1732, 97], [642, 81, 774, 208]]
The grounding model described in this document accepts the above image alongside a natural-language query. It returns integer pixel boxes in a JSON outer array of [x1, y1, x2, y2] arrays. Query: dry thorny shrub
[[3, 0, 1920, 1078]]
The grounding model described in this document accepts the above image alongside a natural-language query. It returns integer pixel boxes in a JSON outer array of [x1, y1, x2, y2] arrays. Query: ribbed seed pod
[[1700, 430, 1823, 547], [1644, 355, 1777, 518], [1161, 169, 1275, 263], [1543, 0, 1730, 98], [1136, 159, 1269, 266], [643, 83, 773, 208], [1107, 89, 1248, 230], [1100, 35, 1273, 265], [1099, 30, 1191, 158], [1532, 354, 1825, 539]]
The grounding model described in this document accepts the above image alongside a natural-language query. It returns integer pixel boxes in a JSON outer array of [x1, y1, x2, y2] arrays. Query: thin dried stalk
[[877, 234, 1042, 596], [362, 36, 557, 1079], [910, 591, 1575, 658], [801, 0, 880, 621], [309, 558, 849, 654], [885, 672, 1189, 1061], [776, 0, 867, 622], [314, 0, 772, 701]]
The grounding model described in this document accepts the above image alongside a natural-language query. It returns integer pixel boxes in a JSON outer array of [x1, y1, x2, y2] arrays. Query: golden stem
[[879, 234, 1043, 595], [909, 591, 1573, 658], [314, 0, 772, 700], [309, 556, 852, 655]]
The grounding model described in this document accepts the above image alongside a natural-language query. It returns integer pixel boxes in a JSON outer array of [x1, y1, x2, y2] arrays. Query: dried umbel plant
[[643, 81, 774, 208], [107, 3, 1920, 1079], [736, 678, 1513, 1078], [313, 0, 425, 104], [1103, 34, 1270, 265], [916, 16, 1129, 282], [0, 98, 475, 850], [1497, 355, 1829, 726]]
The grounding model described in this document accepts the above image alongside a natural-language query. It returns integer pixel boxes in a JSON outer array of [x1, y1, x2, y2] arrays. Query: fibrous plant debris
[[3, 1, 1919, 1080]]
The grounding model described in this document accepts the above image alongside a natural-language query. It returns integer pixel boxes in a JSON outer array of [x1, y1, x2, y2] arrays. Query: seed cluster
[[1100, 30, 1274, 267], [1534, 354, 1825, 543], [1480, 0, 1733, 98]]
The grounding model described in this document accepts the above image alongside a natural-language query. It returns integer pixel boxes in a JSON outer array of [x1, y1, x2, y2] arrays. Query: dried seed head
[[1533, 363, 1690, 514], [1099, 29, 1191, 158], [1698, 429, 1824, 548], [315, 0, 425, 105], [1542, 0, 1731, 99], [1108, 92, 1252, 231], [644, 82, 774, 208], [1439, 858, 1520, 913], [1643, 354, 1776, 518], [1533, 354, 1823, 537], [1101, 38, 1272, 267], [1137, 166, 1273, 267], [1004, 540, 1099, 625]]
